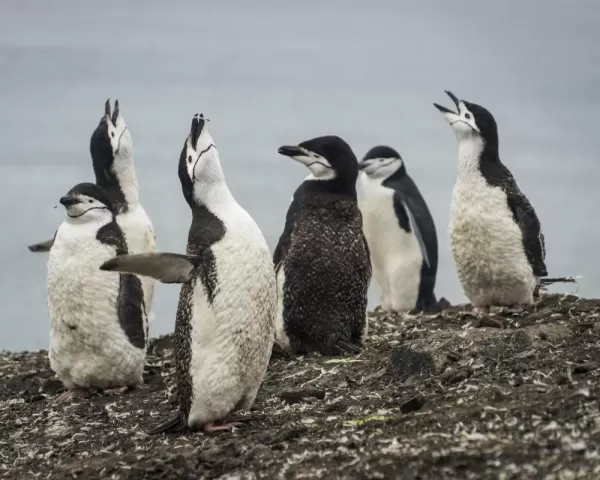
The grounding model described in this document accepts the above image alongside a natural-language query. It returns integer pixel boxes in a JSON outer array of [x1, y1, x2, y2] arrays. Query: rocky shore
[[2, 294, 600, 479]]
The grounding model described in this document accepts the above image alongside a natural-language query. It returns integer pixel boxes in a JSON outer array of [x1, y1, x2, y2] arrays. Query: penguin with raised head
[[100, 114, 275, 434], [48, 182, 146, 401], [274, 135, 371, 356], [433, 91, 548, 314], [29, 99, 156, 336], [357, 145, 439, 313]]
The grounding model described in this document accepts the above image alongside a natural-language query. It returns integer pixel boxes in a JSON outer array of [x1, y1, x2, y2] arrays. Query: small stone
[[400, 394, 427, 414], [279, 389, 326, 404], [572, 362, 599, 374], [476, 317, 504, 329]]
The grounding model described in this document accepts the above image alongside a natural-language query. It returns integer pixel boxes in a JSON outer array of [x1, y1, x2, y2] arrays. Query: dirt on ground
[[1, 293, 600, 479]]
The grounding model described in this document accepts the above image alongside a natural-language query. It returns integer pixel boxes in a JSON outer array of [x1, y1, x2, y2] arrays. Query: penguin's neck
[[96, 152, 140, 210], [192, 156, 237, 213], [456, 136, 498, 181]]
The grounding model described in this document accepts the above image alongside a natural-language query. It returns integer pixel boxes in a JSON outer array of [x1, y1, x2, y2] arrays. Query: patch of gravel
[[1, 293, 600, 479]]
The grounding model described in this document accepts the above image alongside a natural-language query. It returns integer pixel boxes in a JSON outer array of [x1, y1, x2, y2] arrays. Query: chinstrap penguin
[[47, 182, 146, 402], [433, 90, 548, 314], [29, 99, 157, 338], [357, 145, 439, 313], [274, 135, 371, 356], [100, 114, 275, 434]]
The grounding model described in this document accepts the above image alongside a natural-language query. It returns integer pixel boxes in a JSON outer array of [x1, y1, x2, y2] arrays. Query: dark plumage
[[275, 135, 371, 356]]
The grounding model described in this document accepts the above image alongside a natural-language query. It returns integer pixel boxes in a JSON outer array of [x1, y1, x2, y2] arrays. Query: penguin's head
[[359, 145, 405, 180], [178, 114, 220, 206], [434, 91, 499, 146], [90, 98, 133, 168], [277, 135, 359, 190], [59, 182, 114, 222]]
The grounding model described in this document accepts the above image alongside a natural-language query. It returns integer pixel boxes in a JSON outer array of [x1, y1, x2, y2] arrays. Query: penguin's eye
[[465, 113, 472, 120], [188, 155, 192, 163], [88, 199, 94, 203], [111, 132, 115, 137]]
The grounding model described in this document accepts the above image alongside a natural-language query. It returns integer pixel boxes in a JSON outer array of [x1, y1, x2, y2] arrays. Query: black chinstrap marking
[[190, 144, 216, 186], [114, 127, 128, 155], [306, 161, 333, 169], [67, 206, 110, 218]]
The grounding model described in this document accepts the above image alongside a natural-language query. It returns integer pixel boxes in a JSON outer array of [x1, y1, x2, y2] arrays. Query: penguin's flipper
[[149, 411, 188, 435], [398, 197, 431, 269], [28, 231, 57, 253], [100, 253, 204, 284]]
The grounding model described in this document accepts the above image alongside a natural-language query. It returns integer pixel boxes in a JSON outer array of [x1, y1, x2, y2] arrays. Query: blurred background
[[1, 0, 598, 350]]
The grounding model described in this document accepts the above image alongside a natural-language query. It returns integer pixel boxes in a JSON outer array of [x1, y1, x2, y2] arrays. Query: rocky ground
[[1, 294, 600, 479]]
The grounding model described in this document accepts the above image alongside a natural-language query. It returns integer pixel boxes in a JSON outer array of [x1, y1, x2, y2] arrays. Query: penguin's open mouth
[[433, 90, 460, 115]]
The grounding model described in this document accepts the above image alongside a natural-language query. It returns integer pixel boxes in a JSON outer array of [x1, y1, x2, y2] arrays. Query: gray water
[[1, 0, 599, 351]]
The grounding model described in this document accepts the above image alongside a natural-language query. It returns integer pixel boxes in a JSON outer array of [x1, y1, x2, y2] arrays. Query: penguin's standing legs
[[204, 420, 245, 433], [498, 304, 526, 314], [55, 386, 91, 402], [103, 386, 130, 395]]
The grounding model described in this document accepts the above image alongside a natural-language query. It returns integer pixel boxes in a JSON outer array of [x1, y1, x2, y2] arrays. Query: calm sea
[[1, 0, 598, 350]]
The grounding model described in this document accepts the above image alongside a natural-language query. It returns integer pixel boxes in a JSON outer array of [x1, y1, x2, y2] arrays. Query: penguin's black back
[[275, 180, 371, 355]]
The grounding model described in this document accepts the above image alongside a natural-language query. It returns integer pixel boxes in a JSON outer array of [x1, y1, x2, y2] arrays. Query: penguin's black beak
[[358, 160, 373, 171], [277, 145, 304, 158], [59, 196, 80, 207], [433, 90, 461, 114]]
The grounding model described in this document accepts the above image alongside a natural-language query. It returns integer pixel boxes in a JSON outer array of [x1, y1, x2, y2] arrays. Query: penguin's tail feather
[[334, 339, 363, 355], [149, 411, 188, 435], [27, 237, 54, 253], [540, 276, 581, 286]]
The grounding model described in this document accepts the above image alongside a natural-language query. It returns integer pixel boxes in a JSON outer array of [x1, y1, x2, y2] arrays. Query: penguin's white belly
[[450, 179, 536, 306], [187, 230, 275, 427], [274, 266, 291, 351], [47, 224, 145, 390], [117, 205, 156, 326], [358, 179, 422, 312]]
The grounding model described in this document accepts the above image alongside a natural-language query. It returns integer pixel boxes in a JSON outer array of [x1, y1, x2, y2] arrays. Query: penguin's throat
[[193, 180, 235, 210], [457, 137, 485, 177]]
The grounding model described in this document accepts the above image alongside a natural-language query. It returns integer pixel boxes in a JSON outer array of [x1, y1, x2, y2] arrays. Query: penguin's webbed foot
[[55, 387, 91, 402], [458, 306, 489, 318], [103, 386, 130, 395], [203, 421, 245, 433], [499, 304, 526, 315]]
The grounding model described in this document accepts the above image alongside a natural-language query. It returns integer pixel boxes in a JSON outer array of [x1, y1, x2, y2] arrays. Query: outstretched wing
[[28, 231, 57, 253], [100, 253, 204, 283]]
